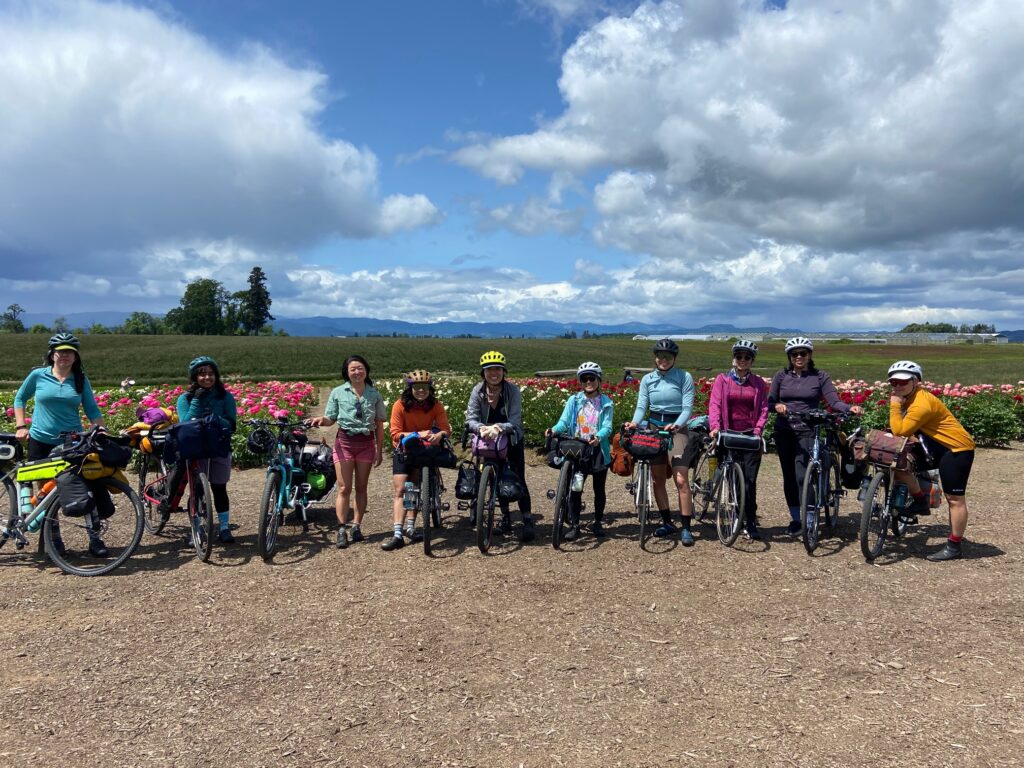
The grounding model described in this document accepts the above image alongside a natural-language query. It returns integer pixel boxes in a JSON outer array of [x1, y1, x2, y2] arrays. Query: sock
[[680, 515, 691, 531], [404, 517, 415, 533], [788, 505, 801, 522], [393, 523, 403, 538], [350, 523, 359, 533], [218, 511, 230, 531], [659, 509, 672, 525], [948, 534, 963, 544]]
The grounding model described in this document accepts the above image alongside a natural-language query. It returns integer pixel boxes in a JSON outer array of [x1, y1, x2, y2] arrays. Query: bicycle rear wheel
[[257, 470, 283, 562], [475, 464, 495, 553], [859, 470, 889, 561], [421, 466, 434, 556], [825, 458, 842, 531], [139, 455, 169, 535], [551, 461, 572, 550], [801, 462, 823, 554], [44, 481, 145, 576], [189, 470, 215, 562], [715, 462, 744, 546], [690, 449, 714, 521]]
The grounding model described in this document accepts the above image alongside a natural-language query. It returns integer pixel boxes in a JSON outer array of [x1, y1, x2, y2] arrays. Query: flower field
[[5, 376, 1023, 469]]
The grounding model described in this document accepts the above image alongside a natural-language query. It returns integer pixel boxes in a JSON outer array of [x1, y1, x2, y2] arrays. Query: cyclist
[[465, 351, 534, 542], [545, 362, 614, 540], [308, 355, 386, 550], [385, 370, 452, 551], [886, 360, 975, 562], [707, 340, 769, 540], [768, 337, 862, 535], [13, 333, 107, 556], [623, 339, 697, 545], [168, 356, 238, 544]]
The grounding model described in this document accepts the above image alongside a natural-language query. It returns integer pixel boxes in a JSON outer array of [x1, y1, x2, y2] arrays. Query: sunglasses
[[734, 353, 753, 361], [354, 398, 364, 419], [411, 383, 431, 392], [654, 353, 675, 361], [579, 375, 599, 383], [789, 350, 810, 358], [888, 378, 912, 386]]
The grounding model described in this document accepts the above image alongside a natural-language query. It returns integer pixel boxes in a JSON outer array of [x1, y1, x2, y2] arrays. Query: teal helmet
[[189, 355, 219, 376]]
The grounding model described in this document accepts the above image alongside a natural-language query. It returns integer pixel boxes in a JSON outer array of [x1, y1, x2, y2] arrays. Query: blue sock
[[218, 511, 230, 531]]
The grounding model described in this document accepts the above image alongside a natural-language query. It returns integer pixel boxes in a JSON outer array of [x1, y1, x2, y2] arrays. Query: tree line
[[898, 322, 998, 334], [0, 267, 282, 336]]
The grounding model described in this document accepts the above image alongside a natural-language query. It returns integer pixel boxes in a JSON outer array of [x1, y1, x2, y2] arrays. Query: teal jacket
[[14, 367, 103, 444], [176, 389, 238, 431], [551, 391, 615, 464]]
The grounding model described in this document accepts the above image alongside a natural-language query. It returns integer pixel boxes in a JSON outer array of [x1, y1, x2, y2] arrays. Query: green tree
[[236, 266, 274, 335], [173, 278, 230, 335], [89, 323, 110, 334], [29, 323, 49, 334], [121, 312, 163, 335], [51, 316, 70, 333], [899, 322, 957, 333], [0, 304, 26, 333]]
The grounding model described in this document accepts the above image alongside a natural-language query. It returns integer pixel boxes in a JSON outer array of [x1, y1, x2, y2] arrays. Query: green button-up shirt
[[324, 382, 386, 435]]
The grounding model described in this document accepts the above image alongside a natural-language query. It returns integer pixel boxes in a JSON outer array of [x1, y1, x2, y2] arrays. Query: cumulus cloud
[[0, 0, 440, 274], [479, 197, 585, 236]]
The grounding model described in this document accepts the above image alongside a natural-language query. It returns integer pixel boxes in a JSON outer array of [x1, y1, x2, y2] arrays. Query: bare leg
[[335, 459, 354, 526], [352, 461, 373, 525], [947, 493, 969, 538]]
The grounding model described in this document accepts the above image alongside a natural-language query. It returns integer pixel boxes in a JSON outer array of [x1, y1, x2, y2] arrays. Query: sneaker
[[592, 520, 606, 537], [380, 535, 405, 551], [562, 525, 580, 542], [654, 522, 676, 538], [520, 516, 536, 543], [336, 527, 349, 549], [926, 541, 963, 562], [349, 526, 365, 543], [787, 520, 802, 536], [88, 538, 109, 558], [404, 528, 423, 543], [680, 528, 695, 546], [495, 515, 513, 536], [218, 528, 235, 545], [744, 522, 763, 541]]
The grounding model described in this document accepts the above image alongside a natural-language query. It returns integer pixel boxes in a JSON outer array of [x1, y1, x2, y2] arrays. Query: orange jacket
[[389, 399, 451, 448], [889, 388, 974, 452]]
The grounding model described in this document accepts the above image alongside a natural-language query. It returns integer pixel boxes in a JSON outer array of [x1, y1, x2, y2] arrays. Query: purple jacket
[[768, 368, 851, 432], [708, 372, 769, 435]]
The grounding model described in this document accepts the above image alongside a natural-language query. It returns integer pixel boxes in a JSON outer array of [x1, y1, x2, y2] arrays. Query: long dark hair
[[342, 355, 374, 386], [401, 382, 436, 410], [44, 349, 85, 394], [187, 364, 227, 401]]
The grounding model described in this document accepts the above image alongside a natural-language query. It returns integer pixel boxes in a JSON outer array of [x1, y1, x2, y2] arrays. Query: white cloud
[[480, 197, 585, 236], [0, 0, 440, 274]]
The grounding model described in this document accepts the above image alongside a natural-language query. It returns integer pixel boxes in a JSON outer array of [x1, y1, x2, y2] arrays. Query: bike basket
[[164, 415, 232, 463], [624, 432, 666, 459], [717, 430, 762, 453], [855, 429, 917, 470], [471, 432, 509, 460], [15, 457, 69, 482], [454, 461, 479, 500]]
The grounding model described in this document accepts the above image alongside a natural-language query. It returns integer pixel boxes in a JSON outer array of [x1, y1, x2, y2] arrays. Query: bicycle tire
[[257, 470, 283, 562], [690, 449, 714, 520], [716, 461, 744, 546], [801, 462, 822, 554], [44, 480, 145, 577], [551, 461, 572, 550], [859, 470, 889, 561], [0, 474, 16, 550], [475, 464, 495, 553], [190, 470, 215, 562], [637, 462, 651, 547], [421, 466, 433, 556], [825, 459, 842, 531], [139, 455, 169, 535]]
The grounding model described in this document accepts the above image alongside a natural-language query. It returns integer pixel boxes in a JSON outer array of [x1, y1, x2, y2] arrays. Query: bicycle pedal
[[440, 502, 450, 511], [625, 483, 635, 493], [546, 489, 556, 500], [298, 483, 311, 494], [457, 501, 470, 510]]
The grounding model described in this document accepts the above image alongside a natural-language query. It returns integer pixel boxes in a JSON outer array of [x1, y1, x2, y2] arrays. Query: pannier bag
[[918, 473, 943, 509], [838, 434, 866, 490], [400, 435, 458, 469], [164, 415, 232, 463], [717, 430, 762, 453], [454, 461, 480, 500], [853, 429, 917, 471], [496, 466, 525, 502], [471, 433, 509, 460], [300, 442, 336, 500], [624, 431, 667, 460], [56, 468, 95, 517], [609, 433, 634, 477]]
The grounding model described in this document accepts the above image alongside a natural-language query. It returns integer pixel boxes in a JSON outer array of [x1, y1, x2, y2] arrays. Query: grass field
[[1, 332, 1022, 386]]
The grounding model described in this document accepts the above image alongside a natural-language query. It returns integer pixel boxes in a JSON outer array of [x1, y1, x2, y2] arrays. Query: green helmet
[[189, 355, 219, 376]]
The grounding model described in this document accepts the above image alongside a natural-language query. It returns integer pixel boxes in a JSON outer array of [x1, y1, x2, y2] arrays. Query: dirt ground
[[1, 414, 1022, 767]]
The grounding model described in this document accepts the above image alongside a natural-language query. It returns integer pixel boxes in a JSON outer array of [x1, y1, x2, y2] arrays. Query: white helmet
[[732, 339, 758, 357], [577, 361, 603, 380], [784, 336, 814, 353], [887, 360, 923, 381]]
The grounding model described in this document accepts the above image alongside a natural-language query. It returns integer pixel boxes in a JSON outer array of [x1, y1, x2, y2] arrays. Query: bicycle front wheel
[[859, 470, 889, 561], [257, 470, 284, 562], [421, 466, 434, 556], [551, 461, 572, 550], [636, 462, 651, 547], [801, 462, 823, 554], [475, 464, 495, 553], [44, 482, 145, 576], [690, 449, 714, 521], [0, 473, 16, 550], [825, 457, 842, 531], [715, 462, 744, 546], [189, 470, 216, 562], [139, 455, 169, 535]]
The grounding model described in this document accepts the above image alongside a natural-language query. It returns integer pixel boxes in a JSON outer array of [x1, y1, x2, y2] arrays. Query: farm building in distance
[[631, 332, 1009, 345]]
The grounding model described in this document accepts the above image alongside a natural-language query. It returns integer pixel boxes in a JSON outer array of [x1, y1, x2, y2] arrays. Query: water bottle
[[571, 472, 584, 492], [708, 455, 718, 476], [30, 480, 56, 506], [402, 481, 418, 510], [26, 510, 45, 533], [892, 483, 909, 510], [19, 485, 32, 516]]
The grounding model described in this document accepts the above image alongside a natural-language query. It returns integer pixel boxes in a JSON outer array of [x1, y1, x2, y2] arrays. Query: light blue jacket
[[631, 367, 695, 428], [551, 391, 614, 464], [14, 367, 102, 444]]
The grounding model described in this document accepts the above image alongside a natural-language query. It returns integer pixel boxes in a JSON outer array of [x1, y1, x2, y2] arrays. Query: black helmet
[[48, 332, 80, 351], [653, 338, 679, 356], [245, 427, 276, 455]]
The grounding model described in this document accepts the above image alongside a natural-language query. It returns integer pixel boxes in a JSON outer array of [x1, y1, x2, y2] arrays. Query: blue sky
[[2, 0, 1023, 330]]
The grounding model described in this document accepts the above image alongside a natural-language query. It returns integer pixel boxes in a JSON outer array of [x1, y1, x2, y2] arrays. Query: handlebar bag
[[165, 415, 232, 463], [401, 436, 457, 469], [471, 433, 509, 460], [718, 430, 762, 453], [624, 432, 666, 459], [856, 429, 917, 471]]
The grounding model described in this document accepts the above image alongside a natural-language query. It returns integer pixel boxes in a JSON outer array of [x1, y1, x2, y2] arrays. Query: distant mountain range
[[16, 311, 1024, 341]]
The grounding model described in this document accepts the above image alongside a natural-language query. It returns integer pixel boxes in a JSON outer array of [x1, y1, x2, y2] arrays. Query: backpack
[[610, 433, 634, 477]]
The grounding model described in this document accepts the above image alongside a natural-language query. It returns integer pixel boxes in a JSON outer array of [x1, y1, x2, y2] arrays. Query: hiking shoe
[[380, 535, 405, 551], [349, 526, 365, 543], [495, 515, 513, 536], [218, 529, 235, 545], [654, 522, 676, 538], [520, 516, 536, 543], [926, 541, 963, 562], [336, 527, 349, 549], [88, 538, 109, 558], [787, 520, 802, 536], [744, 522, 762, 541], [563, 525, 580, 542], [592, 520, 606, 537], [680, 528, 695, 546], [404, 528, 423, 543]]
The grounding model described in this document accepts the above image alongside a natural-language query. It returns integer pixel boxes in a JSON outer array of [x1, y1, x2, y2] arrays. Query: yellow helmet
[[479, 350, 506, 369], [407, 369, 432, 384]]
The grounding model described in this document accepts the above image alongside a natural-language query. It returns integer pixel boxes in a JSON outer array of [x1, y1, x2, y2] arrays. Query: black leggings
[[730, 447, 762, 523], [499, 440, 532, 516], [570, 468, 607, 523], [774, 426, 816, 509]]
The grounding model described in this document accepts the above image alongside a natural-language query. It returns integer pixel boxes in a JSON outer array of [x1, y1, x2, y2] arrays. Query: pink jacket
[[708, 372, 769, 435]]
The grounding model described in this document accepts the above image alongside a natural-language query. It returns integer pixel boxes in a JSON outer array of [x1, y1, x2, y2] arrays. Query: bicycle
[[545, 433, 595, 550], [620, 425, 671, 548], [688, 427, 716, 523], [791, 410, 848, 554], [704, 430, 763, 546], [0, 426, 145, 576], [139, 445, 217, 563], [134, 426, 172, 534], [458, 427, 522, 554], [398, 436, 453, 557]]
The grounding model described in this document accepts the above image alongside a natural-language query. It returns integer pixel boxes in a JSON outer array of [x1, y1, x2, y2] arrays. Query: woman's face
[[347, 360, 367, 383], [888, 377, 916, 396], [579, 373, 601, 395], [654, 352, 675, 372], [788, 349, 810, 371], [733, 351, 754, 373], [51, 349, 77, 370], [483, 366, 505, 386], [194, 365, 217, 389], [411, 382, 431, 402]]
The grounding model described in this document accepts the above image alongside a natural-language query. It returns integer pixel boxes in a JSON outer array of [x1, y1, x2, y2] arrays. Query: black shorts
[[923, 438, 974, 495]]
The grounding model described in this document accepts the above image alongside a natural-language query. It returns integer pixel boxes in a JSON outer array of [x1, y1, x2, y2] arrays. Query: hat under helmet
[[48, 332, 80, 351], [887, 360, 923, 381]]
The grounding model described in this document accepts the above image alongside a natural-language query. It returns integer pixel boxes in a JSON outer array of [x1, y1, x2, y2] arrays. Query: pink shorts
[[333, 431, 376, 463]]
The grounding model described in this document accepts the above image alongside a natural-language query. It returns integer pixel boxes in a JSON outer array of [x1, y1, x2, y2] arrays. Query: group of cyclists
[[10, 332, 976, 563]]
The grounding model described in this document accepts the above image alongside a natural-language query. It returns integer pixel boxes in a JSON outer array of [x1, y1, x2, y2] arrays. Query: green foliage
[[1, 304, 25, 334], [171, 278, 230, 335], [899, 322, 958, 333], [237, 266, 274, 336], [942, 392, 1020, 447]]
